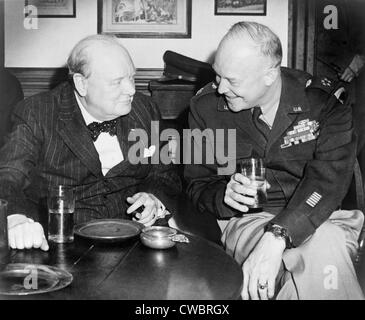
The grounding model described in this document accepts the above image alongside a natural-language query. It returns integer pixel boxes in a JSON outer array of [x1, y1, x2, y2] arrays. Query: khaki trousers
[[220, 210, 365, 300]]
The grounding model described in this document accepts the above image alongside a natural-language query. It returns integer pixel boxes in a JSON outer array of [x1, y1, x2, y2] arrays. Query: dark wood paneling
[[6, 67, 164, 98], [288, 0, 316, 73], [306, 0, 316, 75], [0, 0, 4, 68]]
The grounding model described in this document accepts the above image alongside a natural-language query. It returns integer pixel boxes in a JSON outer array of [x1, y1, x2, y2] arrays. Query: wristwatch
[[265, 223, 293, 249]]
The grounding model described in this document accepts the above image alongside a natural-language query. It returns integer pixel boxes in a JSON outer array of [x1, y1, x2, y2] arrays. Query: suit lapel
[[106, 108, 139, 176], [56, 84, 102, 177], [266, 71, 310, 152]]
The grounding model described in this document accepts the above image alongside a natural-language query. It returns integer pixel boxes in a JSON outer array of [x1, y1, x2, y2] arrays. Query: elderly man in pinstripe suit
[[0, 35, 181, 251]]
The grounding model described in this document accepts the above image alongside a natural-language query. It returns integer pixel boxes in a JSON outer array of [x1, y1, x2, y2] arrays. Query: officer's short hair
[[225, 21, 282, 67], [67, 34, 125, 78]]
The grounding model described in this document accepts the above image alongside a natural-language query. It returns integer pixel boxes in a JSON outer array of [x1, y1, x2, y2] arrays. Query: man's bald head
[[68, 34, 136, 121], [67, 34, 134, 79]]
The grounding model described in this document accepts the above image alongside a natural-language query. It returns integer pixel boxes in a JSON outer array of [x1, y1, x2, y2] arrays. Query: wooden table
[[0, 196, 242, 300]]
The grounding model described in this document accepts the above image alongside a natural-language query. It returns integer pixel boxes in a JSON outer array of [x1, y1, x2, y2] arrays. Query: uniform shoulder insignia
[[305, 76, 336, 94], [195, 82, 216, 96], [306, 76, 347, 104]]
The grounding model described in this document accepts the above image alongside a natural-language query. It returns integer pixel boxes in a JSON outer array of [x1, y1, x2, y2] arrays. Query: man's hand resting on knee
[[8, 214, 49, 251], [241, 232, 285, 300]]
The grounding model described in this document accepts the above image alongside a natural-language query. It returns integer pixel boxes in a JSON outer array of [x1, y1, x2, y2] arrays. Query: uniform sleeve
[[270, 93, 356, 247], [0, 100, 43, 220], [184, 97, 238, 218]]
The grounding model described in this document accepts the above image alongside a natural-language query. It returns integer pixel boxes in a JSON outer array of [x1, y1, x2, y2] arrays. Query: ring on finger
[[258, 282, 268, 290]]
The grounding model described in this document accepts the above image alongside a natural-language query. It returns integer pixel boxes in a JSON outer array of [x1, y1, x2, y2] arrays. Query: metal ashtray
[[140, 226, 189, 249]]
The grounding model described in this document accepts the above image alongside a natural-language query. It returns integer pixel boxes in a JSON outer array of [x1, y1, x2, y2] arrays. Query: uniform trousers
[[219, 210, 365, 300]]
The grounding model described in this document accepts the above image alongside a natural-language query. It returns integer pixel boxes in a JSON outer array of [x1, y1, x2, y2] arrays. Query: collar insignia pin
[[293, 106, 302, 113]]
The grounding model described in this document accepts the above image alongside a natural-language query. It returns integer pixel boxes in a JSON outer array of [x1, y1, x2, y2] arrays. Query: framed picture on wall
[[98, 0, 192, 38], [215, 0, 267, 16], [24, 0, 76, 18]]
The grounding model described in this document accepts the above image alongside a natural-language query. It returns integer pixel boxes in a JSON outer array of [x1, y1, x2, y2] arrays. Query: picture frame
[[98, 0, 192, 38], [24, 0, 76, 18], [214, 0, 267, 16]]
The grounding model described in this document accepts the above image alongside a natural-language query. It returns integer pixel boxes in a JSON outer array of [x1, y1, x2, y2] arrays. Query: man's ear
[[264, 67, 279, 86], [73, 73, 87, 97]]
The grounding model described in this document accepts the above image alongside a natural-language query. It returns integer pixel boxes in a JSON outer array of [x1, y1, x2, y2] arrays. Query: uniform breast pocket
[[236, 142, 253, 160], [214, 142, 253, 176], [279, 139, 317, 160], [216, 142, 253, 163]]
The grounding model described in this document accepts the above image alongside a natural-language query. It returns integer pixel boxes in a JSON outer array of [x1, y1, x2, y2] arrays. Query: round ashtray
[[140, 226, 189, 249]]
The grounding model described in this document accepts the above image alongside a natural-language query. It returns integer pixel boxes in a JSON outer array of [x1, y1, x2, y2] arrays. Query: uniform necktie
[[252, 106, 271, 140], [87, 119, 117, 141]]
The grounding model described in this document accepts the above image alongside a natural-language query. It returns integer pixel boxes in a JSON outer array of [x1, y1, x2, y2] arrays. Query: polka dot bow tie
[[87, 119, 118, 141]]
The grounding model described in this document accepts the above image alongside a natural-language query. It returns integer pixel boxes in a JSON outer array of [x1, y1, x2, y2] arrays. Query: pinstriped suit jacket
[[0, 82, 181, 224]]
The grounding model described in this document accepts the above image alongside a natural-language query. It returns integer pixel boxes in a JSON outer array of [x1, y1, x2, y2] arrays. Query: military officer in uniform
[[184, 21, 364, 299]]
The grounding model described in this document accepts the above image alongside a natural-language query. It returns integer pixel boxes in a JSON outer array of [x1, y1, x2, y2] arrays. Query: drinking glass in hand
[[239, 158, 267, 209], [47, 185, 75, 243]]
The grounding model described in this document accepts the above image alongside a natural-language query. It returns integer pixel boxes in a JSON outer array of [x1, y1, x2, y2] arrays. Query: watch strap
[[266, 223, 293, 249]]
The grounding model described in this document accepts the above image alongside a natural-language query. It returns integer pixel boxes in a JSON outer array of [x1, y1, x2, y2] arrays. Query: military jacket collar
[[215, 68, 311, 152], [216, 68, 310, 114]]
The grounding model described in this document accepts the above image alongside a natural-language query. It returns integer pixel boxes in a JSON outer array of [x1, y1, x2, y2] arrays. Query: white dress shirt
[[75, 94, 123, 176], [75, 94, 167, 219], [259, 99, 280, 129]]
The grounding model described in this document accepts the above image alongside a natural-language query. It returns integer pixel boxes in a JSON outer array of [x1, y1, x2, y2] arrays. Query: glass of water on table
[[239, 158, 267, 210], [47, 185, 75, 243]]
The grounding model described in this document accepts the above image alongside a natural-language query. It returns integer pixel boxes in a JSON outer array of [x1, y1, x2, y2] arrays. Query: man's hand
[[241, 232, 285, 300], [8, 214, 49, 251], [127, 192, 161, 227], [340, 67, 356, 83], [339, 54, 365, 82], [224, 173, 269, 212]]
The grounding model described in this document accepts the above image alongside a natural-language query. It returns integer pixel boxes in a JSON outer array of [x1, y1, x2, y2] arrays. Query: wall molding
[[6, 67, 164, 98]]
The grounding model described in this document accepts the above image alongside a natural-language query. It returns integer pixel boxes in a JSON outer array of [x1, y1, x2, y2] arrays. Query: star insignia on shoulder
[[305, 76, 337, 94], [321, 77, 332, 87]]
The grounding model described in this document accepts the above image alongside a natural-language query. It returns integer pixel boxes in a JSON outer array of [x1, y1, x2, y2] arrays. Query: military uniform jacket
[[185, 67, 356, 247], [0, 82, 181, 224]]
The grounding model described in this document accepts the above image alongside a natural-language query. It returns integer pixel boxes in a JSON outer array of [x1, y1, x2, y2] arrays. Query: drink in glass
[[47, 185, 75, 243], [239, 158, 267, 209]]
